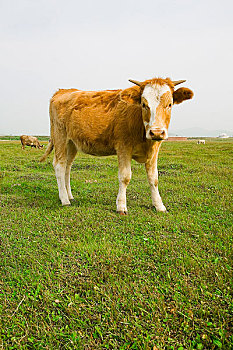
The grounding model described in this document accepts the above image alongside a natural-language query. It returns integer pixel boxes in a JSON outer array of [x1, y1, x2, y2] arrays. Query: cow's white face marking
[[141, 84, 172, 140]]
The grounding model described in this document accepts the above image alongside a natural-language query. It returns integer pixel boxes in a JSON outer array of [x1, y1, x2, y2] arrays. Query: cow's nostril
[[149, 130, 155, 137]]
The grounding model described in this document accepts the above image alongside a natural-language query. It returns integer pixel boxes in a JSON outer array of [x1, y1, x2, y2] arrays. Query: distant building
[[218, 133, 229, 138]]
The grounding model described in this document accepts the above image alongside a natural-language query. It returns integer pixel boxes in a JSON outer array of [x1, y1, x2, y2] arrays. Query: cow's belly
[[73, 139, 116, 157]]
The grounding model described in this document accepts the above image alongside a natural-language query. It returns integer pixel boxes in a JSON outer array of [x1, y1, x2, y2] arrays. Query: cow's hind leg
[[65, 140, 77, 201], [116, 151, 132, 215], [53, 145, 70, 206]]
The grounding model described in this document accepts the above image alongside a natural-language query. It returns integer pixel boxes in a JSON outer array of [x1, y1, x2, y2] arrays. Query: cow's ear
[[173, 87, 194, 105]]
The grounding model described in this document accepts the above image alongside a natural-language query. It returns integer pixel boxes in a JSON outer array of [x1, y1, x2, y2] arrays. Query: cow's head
[[129, 78, 194, 141]]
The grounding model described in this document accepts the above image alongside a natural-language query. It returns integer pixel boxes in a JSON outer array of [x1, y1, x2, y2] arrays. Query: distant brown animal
[[20, 135, 43, 150], [40, 77, 193, 214]]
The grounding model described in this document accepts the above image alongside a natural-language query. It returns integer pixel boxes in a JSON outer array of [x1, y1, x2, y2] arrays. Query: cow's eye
[[142, 102, 147, 109], [168, 103, 172, 108]]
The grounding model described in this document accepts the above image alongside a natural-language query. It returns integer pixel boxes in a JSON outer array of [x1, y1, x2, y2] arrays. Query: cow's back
[[20, 135, 38, 145]]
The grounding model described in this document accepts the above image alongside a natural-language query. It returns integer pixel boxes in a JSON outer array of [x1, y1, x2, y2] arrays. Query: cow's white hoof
[[61, 200, 71, 206], [155, 205, 167, 212]]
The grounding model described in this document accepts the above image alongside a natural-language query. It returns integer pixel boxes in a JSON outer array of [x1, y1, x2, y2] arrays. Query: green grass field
[[0, 139, 232, 350]]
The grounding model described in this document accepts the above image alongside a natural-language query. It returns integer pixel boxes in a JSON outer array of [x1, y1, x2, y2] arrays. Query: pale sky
[[1, 0, 233, 135]]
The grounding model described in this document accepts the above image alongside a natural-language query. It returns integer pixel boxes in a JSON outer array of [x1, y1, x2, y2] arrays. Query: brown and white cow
[[20, 135, 43, 150], [40, 77, 193, 214]]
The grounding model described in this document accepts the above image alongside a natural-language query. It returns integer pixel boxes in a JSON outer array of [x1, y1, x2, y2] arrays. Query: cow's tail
[[40, 102, 55, 162], [39, 139, 54, 162]]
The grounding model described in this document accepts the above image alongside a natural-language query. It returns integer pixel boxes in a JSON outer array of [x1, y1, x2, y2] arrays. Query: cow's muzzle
[[149, 128, 167, 140]]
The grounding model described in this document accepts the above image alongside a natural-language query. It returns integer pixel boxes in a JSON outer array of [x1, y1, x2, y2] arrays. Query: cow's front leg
[[116, 151, 132, 215], [145, 157, 166, 212]]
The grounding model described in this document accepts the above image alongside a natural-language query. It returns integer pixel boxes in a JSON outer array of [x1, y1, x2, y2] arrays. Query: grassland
[[0, 139, 232, 350]]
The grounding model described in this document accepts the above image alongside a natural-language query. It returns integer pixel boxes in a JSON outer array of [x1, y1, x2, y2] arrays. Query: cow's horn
[[129, 79, 141, 87], [172, 79, 186, 86]]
